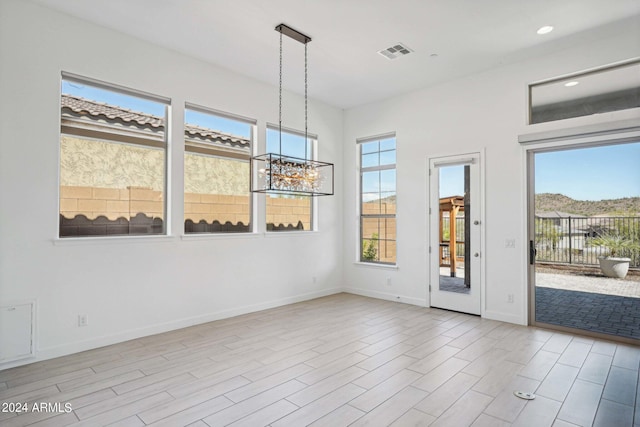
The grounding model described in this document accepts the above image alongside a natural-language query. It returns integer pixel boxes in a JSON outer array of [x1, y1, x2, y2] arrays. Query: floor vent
[[378, 43, 413, 60]]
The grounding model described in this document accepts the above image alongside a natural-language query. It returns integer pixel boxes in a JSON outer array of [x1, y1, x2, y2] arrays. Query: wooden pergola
[[439, 195, 465, 278]]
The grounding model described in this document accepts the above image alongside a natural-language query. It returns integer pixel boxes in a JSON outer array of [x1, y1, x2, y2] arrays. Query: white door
[[429, 153, 481, 315]]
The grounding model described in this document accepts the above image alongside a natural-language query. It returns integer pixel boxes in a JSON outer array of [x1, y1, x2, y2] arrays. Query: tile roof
[[61, 94, 250, 149]]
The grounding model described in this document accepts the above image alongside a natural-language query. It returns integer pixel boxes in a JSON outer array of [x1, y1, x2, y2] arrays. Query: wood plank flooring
[[1, 293, 639, 426]]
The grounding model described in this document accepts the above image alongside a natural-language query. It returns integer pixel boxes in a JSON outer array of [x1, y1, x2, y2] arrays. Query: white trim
[[356, 132, 396, 144], [432, 158, 476, 168], [344, 287, 425, 307], [165, 103, 173, 236], [483, 310, 527, 326], [519, 118, 640, 145], [264, 230, 319, 238], [185, 102, 257, 125], [528, 57, 640, 87], [180, 232, 260, 241], [353, 262, 398, 270], [53, 235, 176, 246], [266, 123, 318, 140], [62, 71, 171, 104]]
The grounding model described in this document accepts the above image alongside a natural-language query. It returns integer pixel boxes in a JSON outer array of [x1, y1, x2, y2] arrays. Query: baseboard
[[1, 287, 343, 371], [344, 287, 426, 307], [483, 309, 527, 325], [345, 287, 525, 326]]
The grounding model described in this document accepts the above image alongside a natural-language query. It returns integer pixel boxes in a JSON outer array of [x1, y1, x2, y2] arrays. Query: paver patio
[[536, 271, 640, 339]]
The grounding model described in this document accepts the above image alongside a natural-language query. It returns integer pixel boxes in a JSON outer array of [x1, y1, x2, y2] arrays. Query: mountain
[[535, 193, 640, 216]]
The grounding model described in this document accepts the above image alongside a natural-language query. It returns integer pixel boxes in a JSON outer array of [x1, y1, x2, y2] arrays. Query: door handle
[[529, 240, 537, 265]]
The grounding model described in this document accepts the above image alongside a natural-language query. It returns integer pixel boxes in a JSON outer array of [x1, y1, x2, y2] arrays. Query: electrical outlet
[[386, 277, 392, 287], [78, 314, 88, 327], [312, 276, 317, 283], [507, 294, 514, 303]]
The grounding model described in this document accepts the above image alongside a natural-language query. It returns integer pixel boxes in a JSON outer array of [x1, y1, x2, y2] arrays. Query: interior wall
[[0, 0, 344, 368], [342, 22, 640, 324]]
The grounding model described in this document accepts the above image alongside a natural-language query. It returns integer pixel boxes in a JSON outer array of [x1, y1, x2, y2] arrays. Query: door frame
[[523, 119, 640, 340], [427, 150, 485, 316]]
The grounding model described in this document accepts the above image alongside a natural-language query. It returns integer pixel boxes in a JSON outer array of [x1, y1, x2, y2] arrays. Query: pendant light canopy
[[251, 24, 334, 196]]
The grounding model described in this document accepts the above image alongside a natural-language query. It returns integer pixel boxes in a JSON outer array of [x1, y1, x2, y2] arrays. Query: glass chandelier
[[251, 24, 334, 196]]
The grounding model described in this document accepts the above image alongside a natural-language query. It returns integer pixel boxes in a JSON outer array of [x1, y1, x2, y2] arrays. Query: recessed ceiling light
[[564, 81, 579, 87], [537, 26, 554, 35]]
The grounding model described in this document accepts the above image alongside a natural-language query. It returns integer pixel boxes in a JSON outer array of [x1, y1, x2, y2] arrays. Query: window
[[529, 60, 640, 124], [59, 74, 169, 237], [265, 126, 314, 231], [184, 106, 254, 233], [359, 135, 396, 264]]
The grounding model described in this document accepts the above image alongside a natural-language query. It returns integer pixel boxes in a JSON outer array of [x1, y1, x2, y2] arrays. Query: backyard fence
[[535, 215, 640, 268]]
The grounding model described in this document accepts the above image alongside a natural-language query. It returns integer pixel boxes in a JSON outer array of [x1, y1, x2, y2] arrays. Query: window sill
[[181, 232, 260, 241], [263, 230, 318, 239], [264, 230, 319, 238], [353, 262, 398, 270], [53, 235, 176, 246]]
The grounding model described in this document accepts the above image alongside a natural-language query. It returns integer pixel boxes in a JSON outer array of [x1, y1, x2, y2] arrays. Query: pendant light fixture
[[251, 23, 334, 196]]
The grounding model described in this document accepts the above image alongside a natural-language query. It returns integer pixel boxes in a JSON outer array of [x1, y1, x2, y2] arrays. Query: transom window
[[359, 135, 397, 264]]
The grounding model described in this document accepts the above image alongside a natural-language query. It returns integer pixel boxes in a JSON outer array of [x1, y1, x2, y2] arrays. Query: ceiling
[[31, 0, 640, 109]]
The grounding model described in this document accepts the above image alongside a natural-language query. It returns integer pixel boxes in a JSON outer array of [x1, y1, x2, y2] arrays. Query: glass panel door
[[529, 141, 640, 339], [429, 154, 481, 315]]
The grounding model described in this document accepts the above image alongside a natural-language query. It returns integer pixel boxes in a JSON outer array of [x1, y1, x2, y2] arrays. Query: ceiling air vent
[[378, 43, 413, 60]]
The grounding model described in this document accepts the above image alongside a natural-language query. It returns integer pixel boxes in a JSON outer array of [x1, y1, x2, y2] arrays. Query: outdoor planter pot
[[590, 232, 639, 279], [598, 256, 631, 279]]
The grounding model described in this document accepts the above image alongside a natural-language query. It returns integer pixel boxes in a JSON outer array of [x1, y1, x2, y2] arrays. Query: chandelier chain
[[279, 29, 283, 155], [304, 42, 308, 161], [250, 24, 333, 196]]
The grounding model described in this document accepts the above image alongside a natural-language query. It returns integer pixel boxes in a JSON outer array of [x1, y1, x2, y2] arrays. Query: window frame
[[59, 72, 171, 239], [183, 102, 256, 234], [528, 59, 640, 125], [358, 133, 397, 265]]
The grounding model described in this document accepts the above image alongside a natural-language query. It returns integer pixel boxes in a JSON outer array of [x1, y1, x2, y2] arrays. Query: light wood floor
[[1, 293, 639, 427]]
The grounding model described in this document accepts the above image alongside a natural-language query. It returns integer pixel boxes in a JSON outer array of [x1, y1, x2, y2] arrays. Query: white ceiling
[[31, 0, 640, 109]]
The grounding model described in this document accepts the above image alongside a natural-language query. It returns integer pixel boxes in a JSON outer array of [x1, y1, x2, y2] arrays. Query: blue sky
[[535, 142, 640, 201], [439, 165, 465, 198], [62, 81, 166, 116], [266, 127, 311, 159], [185, 109, 251, 139], [63, 80, 315, 155], [439, 142, 640, 202]]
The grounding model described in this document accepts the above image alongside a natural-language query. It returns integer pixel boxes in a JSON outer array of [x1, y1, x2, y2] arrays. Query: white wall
[[0, 0, 343, 368], [342, 22, 640, 324]]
